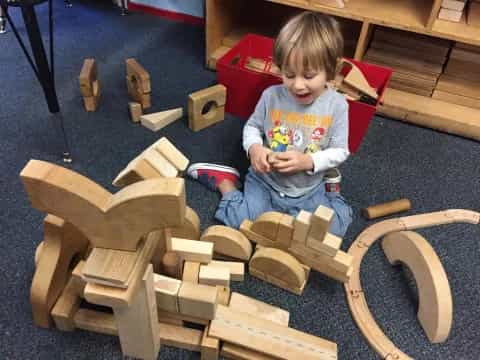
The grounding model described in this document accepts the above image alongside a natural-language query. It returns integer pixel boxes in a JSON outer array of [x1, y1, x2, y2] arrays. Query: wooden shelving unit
[[206, 0, 480, 141]]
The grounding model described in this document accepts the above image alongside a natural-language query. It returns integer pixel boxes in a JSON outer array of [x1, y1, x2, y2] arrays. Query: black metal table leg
[[0, 6, 7, 34]]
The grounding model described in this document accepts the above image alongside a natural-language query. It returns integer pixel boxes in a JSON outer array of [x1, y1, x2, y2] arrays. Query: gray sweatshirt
[[243, 84, 350, 197]]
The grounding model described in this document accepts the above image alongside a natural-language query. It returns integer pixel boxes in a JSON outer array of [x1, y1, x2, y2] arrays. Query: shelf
[[431, 16, 480, 46]]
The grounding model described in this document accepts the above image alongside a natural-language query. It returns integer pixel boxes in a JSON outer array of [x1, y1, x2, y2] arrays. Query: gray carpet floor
[[0, 1, 479, 359]]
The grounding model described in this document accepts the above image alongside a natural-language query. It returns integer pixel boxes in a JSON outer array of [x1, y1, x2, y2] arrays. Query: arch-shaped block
[[201, 225, 252, 261], [382, 231, 453, 343]]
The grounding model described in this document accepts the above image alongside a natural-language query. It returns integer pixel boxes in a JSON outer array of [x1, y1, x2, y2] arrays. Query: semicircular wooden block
[[249, 247, 305, 289], [20, 159, 186, 251], [250, 212, 283, 239], [200, 225, 252, 261], [382, 231, 453, 343], [170, 206, 201, 240], [31, 214, 89, 328]]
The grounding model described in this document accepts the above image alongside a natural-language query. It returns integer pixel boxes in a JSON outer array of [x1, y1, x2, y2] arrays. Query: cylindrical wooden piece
[[162, 251, 182, 279], [362, 199, 411, 219]]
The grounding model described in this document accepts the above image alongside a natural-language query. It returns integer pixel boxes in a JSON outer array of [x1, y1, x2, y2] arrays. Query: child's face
[[281, 49, 327, 105]]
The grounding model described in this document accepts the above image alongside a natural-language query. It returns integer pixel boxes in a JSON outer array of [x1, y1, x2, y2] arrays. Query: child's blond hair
[[273, 11, 344, 81]]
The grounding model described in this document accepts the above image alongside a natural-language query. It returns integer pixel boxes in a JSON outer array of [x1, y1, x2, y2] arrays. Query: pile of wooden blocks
[[364, 28, 451, 97], [432, 43, 480, 109], [437, 0, 468, 22], [469, 0, 480, 26], [112, 137, 189, 187]]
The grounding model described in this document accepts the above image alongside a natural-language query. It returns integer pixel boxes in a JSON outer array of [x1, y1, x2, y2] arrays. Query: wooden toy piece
[[306, 232, 342, 257], [240, 220, 277, 249], [438, 7, 463, 22], [73, 308, 117, 336], [83, 234, 158, 308], [155, 137, 189, 172], [216, 285, 231, 306], [150, 228, 168, 274], [82, 85, 101, 112], [209, 260, 244, 281], [188, 84, 226, 132], [310, 0, 345, 9], [361, 198, 411, 220], [153, 273, 181, 313], [34, 241, 44, 267], [168, 237, 214, 263], [209, 305, 338, 360], [31, 215, 89, 328], [208, 45, 230, 70], [201, 323, 220, 360], [140, 108, 183, 132], [159, 323, 203, 352], [442, 0, 467, 11], [129, 102, 143, 122], [249, 247, 306, 295], [112, 158, 160, 187], [50, 276, 83, 331], [143, 147, 179, 178], [339, 59, 378, 100], [250, 211, 283, 241], [178, 281, 219, 320], [20, 159, 186, 251], [277, 214, 295, 249], [309, 205, 334, 241], [113, 264, 161, 360], [157, 308, 209, 326], [125, 58, 151, 109], [229, 292, 290, 326], [469, 1, 480, 27], [162, 251, 183, 279], [170, 206, 201, 240], [70, 260, 86, 298], [221, 344, 278, 360], [199, 264, 231, 287], [292, 210, 311, 244], [79, 58, 101, 112], [382, 231, 452, 343], [200, 225, 252, 261], [183, 261, 201, 283]]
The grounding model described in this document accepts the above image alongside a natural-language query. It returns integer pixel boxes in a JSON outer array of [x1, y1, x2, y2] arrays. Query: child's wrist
[[303, 153, 314, 171]]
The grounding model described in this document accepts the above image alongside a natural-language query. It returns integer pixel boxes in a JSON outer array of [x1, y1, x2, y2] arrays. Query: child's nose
[[293, 77, 305, 90]]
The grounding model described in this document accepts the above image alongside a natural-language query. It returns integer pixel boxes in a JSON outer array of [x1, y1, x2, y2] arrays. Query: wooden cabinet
[[206, 0, 480, 141]]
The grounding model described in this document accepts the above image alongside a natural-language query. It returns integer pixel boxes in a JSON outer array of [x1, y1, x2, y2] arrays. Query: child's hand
[[249, 144, 272, 173], [269, 151, 314, 174]]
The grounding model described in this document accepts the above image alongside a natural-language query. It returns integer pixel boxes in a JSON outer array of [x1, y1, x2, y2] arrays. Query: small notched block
[[188, 84, 226, 132]]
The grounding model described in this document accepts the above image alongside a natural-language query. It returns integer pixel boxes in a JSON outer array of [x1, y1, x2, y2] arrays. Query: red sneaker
[[187, 163, 240, 192]]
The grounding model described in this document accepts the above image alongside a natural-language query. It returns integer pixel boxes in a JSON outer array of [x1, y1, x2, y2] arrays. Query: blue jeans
[[215, 169, 352, 238]]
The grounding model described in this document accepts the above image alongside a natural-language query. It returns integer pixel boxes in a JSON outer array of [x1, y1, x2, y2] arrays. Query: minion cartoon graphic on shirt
[[270, 125, 290, 152]]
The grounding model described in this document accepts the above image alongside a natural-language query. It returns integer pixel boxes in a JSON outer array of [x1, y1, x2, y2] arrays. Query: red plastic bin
[[217, 33, 392, 153]]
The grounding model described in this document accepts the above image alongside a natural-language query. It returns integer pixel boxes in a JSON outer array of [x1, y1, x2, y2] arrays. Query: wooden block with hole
[[209, 260, 244, 281], [178, 281, 219, 320], [309, 205, 334, 241], [140, 108, 183, 132], [125, 58, 151, 109], [153, 273, 181, 313], [199, 264, 230, 287], [306, 232, 342, 257], [168, 237, 213, 263], [188, 84, 226, 131], [200, 225, 252, 261]]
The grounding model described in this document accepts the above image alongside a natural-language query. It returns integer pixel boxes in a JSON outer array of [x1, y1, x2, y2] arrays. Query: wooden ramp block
[[188, 84, 226, 132], [141, 108, 183, 132], [168, 237, 213, 263], [199, 264, 230, 287], [293, 210, 311, 244], [112, 158, 160, 187], [200, 225, 252, 261], [155, 137, 189, 172], [178, 282, 219, 320], [229, 292, 289, 326], [143, 147, 179, 178], [183, 261, 201, 283], [209, 260, 244, 281], [153, 273, 181, 313], [382, 231, 453, 343], [209, 305, 337, 360]]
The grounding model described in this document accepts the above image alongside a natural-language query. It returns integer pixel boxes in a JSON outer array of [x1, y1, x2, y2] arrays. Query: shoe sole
[[188, 163, 240, 177]]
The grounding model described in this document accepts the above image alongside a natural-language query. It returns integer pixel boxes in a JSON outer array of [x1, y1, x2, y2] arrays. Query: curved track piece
[[382, 231, 452, 343], [31, 215, 89, 328], [20, 159, 186, 251], [201, 225, 252, 261], [249, 247, 305, 291], [345, 210, 479, 359]]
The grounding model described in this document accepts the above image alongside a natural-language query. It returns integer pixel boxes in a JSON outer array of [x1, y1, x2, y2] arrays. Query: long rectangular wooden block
[[209, 305, 337, 360], [229, 292, 289, 326], [209, 260, 244, 281], [183, 261, 201, 283], [169, 237, 213, 263], [51, 277, 82, 331], [178, 282, 219, 320], [153, 273, 181, 313], [309, 206, 334, 241], [306, 233, 342, 257], [199, 264, 230, 287], [159, 323, 203, 352], [293, 210, 311, 244], [157, 309, 209, 326], [74, 308, 117, 336], [201, 323, 220, 360]]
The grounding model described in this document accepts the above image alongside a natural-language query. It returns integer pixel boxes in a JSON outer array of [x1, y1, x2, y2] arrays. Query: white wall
[[130, 0, 204, 18]]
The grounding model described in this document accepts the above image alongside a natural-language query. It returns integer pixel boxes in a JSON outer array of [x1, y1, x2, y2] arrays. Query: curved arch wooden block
[[250, 212, 283, 240], [382, 231, 453, 343], [249, 247, 305, 290], [170, 206, 201, 240], [201, 225, 252, 261], [20, 159, 186, 251], [31, 215, 89, 328]]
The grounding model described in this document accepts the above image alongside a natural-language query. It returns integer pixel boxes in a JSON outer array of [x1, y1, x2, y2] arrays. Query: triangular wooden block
[[141, 108, 183, 132]]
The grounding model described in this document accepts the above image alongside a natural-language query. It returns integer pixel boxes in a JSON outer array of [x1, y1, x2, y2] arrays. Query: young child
[[187, 11, 352, 237]]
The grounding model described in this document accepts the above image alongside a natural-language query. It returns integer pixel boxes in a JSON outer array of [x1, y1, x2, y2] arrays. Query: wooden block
[[240, 220, 277, 248], [141, 108, 183, 132], [469, 1, 480, 27], [169, 237, 214, 263], [162, 251, 183, 279], [209, 260, 244, 281], [126, 58, 151, 93], [250, 212, 283, 240], [200, 225, 252, 261], [83, 89, 101, 112], [157, 309, 209, 326], [201, 323, 220, 360], [436, 74, 480, 99], [361, 199, 412, 220], [310, 0, 345, 9], [73, 308, 117, 336], [442, 0, 466, 11], [155, 137, 189, 172], [221, 343, 279, 360], [143, 147, 179, 178], [293, 210, 311, 244], [208, 45, 231, 70], [170, 206, 201, 240], [79, 58, 97, 96], [178, 282, 219, 320], [229, 292, 289, 326], [309, 205, 334, 241], [432, 90, 480, 109], [71, 260, 86, 298], [306, 233, 342, 257], [183, 261, 201, 283], [153, 273, 181, 313], [51, 277, 83, 331], [159, 322, 203, 352], [188, 84, 226, 132], [112, 158, 161, 187], [129, 102, 142, 122], [438, 8, 463, 22], [277, 214, 294, 248], [199, 264, 231, 287], [216, 285, 231, 306], [209, 305, 337, 360]]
